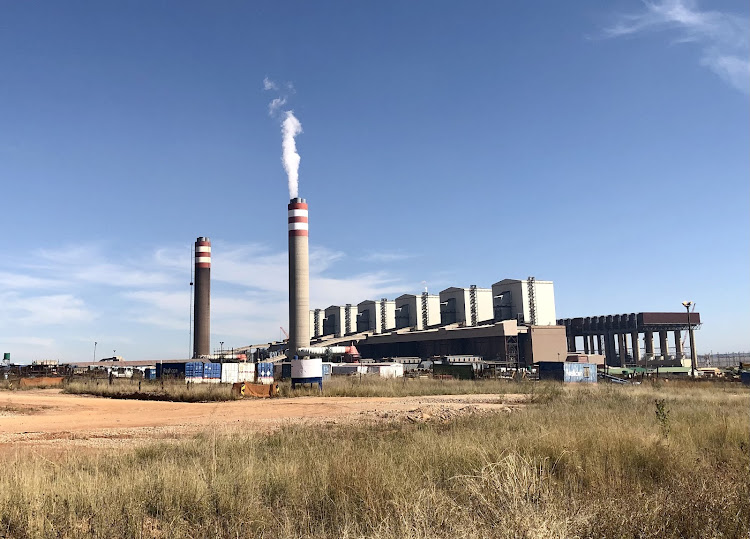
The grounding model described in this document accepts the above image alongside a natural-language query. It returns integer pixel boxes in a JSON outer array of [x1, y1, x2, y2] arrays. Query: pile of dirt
[[365, 403, 515, 424]]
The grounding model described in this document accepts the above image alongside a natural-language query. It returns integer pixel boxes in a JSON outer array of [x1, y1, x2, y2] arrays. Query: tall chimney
[[193, 237, 211, 358], [288, 198, 310, 358]]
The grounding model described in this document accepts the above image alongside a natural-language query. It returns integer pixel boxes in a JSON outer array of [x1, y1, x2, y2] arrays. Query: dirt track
[[0, 389, 524, 450]]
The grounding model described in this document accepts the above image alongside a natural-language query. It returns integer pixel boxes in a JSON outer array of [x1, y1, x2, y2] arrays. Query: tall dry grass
[[0, 382, 747, 538], [63, 378, 236, 402], [61, 375, 531, 401], [280, 375, 532, 398]]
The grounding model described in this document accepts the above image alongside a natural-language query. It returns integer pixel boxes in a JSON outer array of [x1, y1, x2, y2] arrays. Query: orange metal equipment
[[232, 382, 279, 398]]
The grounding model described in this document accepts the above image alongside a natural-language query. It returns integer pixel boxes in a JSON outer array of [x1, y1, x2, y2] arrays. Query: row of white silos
[[309, 279, 557, 339]]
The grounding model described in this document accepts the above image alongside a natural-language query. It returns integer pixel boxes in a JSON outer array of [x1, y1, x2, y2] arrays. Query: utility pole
[[682, 301, 696, 379]]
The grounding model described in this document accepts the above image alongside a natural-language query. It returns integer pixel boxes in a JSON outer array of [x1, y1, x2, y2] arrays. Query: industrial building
[[287, 276, 568, 367], [557, 312, 701, 368], [395, 293, 441, 330], [357, 299, 396, 334], [355, 320, 567, 368], [439, 286, 493, 326], [309, 308, 324, 339], [323, 304, 358, 337], [492, 278, 556, 326]]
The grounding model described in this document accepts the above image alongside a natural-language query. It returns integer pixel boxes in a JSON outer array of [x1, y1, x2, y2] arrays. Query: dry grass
[[280, 375, 534, 398], [62, 375, 533, 401], [63, 378, 236, 402], [1, 382, 748, 538]]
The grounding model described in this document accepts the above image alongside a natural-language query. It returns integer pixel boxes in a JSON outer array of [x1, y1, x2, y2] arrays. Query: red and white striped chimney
[[288, 199, 310, 358], [193, 237, 211, 358]]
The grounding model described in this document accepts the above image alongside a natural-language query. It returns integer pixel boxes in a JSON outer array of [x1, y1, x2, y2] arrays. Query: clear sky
[[1, 0, 748, 362]]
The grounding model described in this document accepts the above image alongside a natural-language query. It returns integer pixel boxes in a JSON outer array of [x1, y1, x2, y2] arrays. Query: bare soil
[[0, 389, 525, 451]]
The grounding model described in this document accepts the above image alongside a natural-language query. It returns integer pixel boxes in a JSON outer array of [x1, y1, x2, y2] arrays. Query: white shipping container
[[258, 377, 274, 385], [186, 376, 203, 384], [238, 363, 255, 382], [367, 363, 404, 378], [331, 364, 371, 376], [221, 363, 239, 384], [202, 378, 220, 384]]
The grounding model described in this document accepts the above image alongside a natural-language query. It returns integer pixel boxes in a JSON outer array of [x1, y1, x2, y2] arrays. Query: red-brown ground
[[0, 389, 525, 451]]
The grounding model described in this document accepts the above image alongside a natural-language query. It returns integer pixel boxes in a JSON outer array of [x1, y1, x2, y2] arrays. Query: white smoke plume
[[263, 76, 278, 91], [281, 111, 303, 199], [268, 96, 287, 116]]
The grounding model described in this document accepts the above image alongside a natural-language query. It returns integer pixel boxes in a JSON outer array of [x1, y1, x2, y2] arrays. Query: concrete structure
[[193, 237, 211, 358], [309, 308, 324, 339], [439, 286, 493, 326], [323, 304, 358, 337], [357, 299, 396, 334], [558, 312, 701, 368], [492, 278, 556, 326], [395, 293, 441, 330], [288, 198, 310, 358], [355, 319, 567, 367]]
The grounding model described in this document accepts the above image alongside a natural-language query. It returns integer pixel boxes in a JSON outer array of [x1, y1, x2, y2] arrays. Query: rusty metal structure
[[557, 312, 701, 367]]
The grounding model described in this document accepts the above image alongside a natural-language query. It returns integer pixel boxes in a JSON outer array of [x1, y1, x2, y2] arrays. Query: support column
[[674, 331, 684, 359], [605, 332, 616, 367], [631, 331, 641, 366], [597, 335, 603, 355], [688, 327, 697, 375], [659, 330, 669, 360], [567, 333, 575, 353], [644, 330, 654, 359], [583, 335, 590, 354], [589, 335, 595, 355], [618, 333, 628, 367]]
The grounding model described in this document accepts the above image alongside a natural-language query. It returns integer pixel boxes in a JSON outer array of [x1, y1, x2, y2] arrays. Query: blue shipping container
[[741, 372, 750, 386], [144, 368, 156, 380], [257, 362, 274, 379], [203, 363, 221, 378], [157, 362, 186, 378], [186, 362, 204, 378]]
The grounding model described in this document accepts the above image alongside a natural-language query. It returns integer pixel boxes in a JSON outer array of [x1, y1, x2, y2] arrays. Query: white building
[[357, 299, 396, 334], [438, 287, 493, 326], [323, 304, 358, 337], [491, 278, 556, 326], [395, 293, 441, 330]]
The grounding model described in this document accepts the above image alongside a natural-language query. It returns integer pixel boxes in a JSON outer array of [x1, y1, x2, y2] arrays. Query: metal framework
[[505, 334, 520, 370], [421, 291, 429, 330], [527, 276, 537, 325], [380, 299, 387, 334], [469, 285, 478, 327], [313, 309, 321, 338], [345, 304, 352, 335]]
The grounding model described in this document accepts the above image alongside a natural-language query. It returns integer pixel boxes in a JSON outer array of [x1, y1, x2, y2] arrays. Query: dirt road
[[0, 389, 523, 450]]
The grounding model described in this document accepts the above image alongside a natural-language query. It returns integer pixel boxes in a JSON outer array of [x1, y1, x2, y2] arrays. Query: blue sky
[[1, 0, 748, 362]]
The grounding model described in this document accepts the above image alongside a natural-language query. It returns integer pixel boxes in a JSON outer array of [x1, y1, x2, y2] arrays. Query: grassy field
[[1, 381, 748, 538], [280, 375, 535, 398], [61, 375, 535, 401], [63, 378, 237, 402]]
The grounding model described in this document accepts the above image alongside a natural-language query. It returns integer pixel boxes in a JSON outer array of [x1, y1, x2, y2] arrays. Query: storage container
[[238, 362, 255, 382], [157, 362, 186, 379], [220, 363, 239, 384], [185, 362, 204, 378], [538, 362, 597, 383], [257, 362, 274, 384], [202, 363, 221, 379]]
